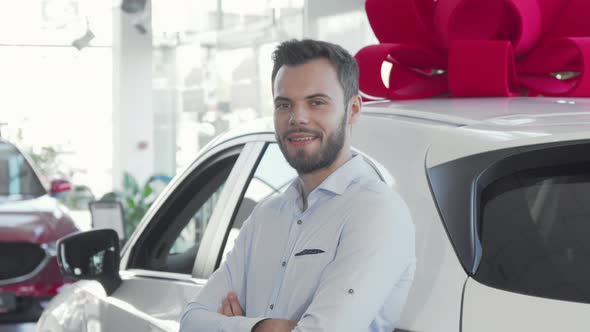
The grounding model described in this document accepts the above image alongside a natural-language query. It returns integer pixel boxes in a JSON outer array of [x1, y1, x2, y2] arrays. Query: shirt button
[[297, 220, 302, 225], [281, 261, 287, 267], [348, 289, 354, 294], [270, 304, 274, 310]]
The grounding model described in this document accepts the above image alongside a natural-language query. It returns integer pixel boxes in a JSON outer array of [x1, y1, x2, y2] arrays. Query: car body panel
[[462, 278, 590, 331], [37, 97, 590, 331], [0, 195, 77, 243], [365, 97, 590, 125], [353, 115, 465, 331]]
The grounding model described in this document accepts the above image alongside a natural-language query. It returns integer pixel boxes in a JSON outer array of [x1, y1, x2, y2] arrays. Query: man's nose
[[289, 104, 310, 125]]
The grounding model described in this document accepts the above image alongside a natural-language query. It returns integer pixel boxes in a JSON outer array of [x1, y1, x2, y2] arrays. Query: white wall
[[112, 9, 154, 189], [304, 0, 378, 54]]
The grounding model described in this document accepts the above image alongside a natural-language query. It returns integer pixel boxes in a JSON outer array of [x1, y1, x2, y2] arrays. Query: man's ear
[[348, 95, 362, 124]]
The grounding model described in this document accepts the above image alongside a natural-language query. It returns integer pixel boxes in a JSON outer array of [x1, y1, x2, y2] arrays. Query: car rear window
[[0, 143, 45, 198], [475, 163, 590, 304]]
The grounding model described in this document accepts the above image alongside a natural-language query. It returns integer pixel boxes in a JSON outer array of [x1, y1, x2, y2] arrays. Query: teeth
[[291, 137, 314, 142]]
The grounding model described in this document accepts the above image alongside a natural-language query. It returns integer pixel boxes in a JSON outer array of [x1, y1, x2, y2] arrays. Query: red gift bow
[[355, 0, 590, 100]]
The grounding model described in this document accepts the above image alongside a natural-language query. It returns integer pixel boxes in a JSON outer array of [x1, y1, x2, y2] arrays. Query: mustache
[[282, 128, 322, 139]]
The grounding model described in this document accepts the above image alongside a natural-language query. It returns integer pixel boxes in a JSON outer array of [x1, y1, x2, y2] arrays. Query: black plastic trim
[[427, 138, 590, 274]]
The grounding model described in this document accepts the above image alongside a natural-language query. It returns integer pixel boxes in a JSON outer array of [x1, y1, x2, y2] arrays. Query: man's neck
[[298, 150, 352, 211]]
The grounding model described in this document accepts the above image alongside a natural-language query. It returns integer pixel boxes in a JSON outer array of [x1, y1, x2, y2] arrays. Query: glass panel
[[170, 183, 225, 255], [221, 143, 296, 259], [0, 143, 45, 198], [152, 155, 237, 274], [476, 163, 590, 303]]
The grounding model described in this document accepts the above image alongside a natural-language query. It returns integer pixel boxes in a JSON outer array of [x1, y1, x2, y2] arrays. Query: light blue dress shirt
[[180, 155, 416, 332]]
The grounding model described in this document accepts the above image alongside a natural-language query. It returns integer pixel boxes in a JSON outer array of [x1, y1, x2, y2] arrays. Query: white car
[[37, 97, 590, 332]]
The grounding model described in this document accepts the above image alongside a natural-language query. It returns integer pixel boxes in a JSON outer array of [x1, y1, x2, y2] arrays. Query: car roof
[[211, 97, 590, 166], [363, 97, 590, 127]]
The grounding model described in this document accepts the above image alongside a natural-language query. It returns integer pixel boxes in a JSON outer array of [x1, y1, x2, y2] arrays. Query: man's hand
[[218, 291, 243, 317], [218, 292, 297, 331], [253, 319, 297, 332]]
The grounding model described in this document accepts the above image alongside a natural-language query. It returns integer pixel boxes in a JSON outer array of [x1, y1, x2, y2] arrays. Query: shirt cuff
[[250, 318, 271, 332], [232, 316, 269, 332]]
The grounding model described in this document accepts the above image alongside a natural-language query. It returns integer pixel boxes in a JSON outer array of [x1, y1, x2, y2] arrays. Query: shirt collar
[[316, 154, 367, 195], [284, 154, 368, 201]]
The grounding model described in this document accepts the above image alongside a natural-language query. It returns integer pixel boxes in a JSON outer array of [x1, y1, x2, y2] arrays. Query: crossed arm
[[218, 291, 296, 332], [180, 216, 298, 332]]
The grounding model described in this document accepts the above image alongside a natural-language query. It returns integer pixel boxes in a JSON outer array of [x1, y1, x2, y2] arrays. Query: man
[[180, 39, 415, 332]]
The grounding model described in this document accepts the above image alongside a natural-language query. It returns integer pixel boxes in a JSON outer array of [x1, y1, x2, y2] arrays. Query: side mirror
[[89, 201, 126, 240], [50, 179, 72, 195], [57, 229, 122, 295]]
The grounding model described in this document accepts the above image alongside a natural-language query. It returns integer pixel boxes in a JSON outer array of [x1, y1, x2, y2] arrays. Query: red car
[[0, 138, 79, 322]]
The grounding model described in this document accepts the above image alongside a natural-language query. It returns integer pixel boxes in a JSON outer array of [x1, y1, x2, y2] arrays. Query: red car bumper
[[0, 256, 73, 323]]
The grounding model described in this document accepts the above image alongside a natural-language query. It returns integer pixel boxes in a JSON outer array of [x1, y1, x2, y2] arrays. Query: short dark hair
[[271, 39, 359, 105]]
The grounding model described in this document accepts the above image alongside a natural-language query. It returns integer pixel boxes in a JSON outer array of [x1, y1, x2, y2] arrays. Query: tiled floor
[[0, 323, 36, 332]]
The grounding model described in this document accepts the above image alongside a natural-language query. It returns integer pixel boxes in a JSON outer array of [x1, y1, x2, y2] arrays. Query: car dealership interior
[[3, 0, 590, 331], [1, 0, 376, 330]]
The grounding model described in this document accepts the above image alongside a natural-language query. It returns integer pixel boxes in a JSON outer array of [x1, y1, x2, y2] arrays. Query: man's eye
[[310, 100, 325, 106], [276, 103, 291, 110]]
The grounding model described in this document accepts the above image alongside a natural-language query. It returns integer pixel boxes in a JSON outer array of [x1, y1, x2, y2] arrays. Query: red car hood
[[0, 195, 75, 243]]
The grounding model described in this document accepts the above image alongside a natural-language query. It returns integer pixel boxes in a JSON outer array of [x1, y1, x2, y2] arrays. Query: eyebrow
[[274, 96, 292, 103], [305, 93, 332, 100], [274, 94, 332, 103]]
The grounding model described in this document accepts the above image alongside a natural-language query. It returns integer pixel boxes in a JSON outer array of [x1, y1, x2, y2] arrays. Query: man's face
[[273, 58, 349, 174]]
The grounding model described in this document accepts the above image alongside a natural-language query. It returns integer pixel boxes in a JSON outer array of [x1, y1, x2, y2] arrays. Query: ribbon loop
[[449, 41, 518, 97], [356, 0, 590, 99]]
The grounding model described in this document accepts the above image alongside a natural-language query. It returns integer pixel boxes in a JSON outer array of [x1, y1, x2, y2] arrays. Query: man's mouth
[[287, 134, 319, 146]]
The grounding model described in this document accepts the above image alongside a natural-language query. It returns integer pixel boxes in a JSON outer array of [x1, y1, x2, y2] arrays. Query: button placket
[[268, 214, 303, 315]]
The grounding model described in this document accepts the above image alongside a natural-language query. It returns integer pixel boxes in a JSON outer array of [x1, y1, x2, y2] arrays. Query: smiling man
[[180, 39, 416, 332]]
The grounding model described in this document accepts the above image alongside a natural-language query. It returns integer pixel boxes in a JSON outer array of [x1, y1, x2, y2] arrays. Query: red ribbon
[[355, 0, 590, 99]]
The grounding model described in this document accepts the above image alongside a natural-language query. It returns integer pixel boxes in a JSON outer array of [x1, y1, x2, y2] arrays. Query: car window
[[129, 149, 239, 275], [475, 163, 590, 303], [169, 183, 225, 255], [220, 143, 297, 260], [0, 143, 45, 198]]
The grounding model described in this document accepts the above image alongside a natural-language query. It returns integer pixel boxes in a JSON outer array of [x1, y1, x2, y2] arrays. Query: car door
[[62, 137, 266, 332], [461, 144, 590, 331]]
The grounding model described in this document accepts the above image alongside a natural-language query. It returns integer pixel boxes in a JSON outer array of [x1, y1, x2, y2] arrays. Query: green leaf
[[142, 184, 153, 198], [123, 172, 140, 195], [126, 198, 136, 209]]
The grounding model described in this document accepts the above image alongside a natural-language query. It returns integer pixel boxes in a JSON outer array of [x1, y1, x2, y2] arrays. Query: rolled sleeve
[[294, 191, 416, 332]]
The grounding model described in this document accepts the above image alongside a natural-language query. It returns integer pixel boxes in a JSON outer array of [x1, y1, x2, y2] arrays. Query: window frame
[[120, 135, 265, 281], [193, 137, 267, 278], [474, 161, 590, 303], [427, 139, 590, 275]]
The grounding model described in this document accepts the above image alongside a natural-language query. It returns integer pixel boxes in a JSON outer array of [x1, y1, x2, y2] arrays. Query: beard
[[276, 111, 347, 174]]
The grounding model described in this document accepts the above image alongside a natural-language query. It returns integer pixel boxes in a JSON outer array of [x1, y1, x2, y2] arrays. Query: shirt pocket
[[290, 242, 336, 285]]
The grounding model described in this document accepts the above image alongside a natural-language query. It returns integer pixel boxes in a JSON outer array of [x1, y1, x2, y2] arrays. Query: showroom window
[[151, 0, 303, 172], [475, 163, 590, 303]]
